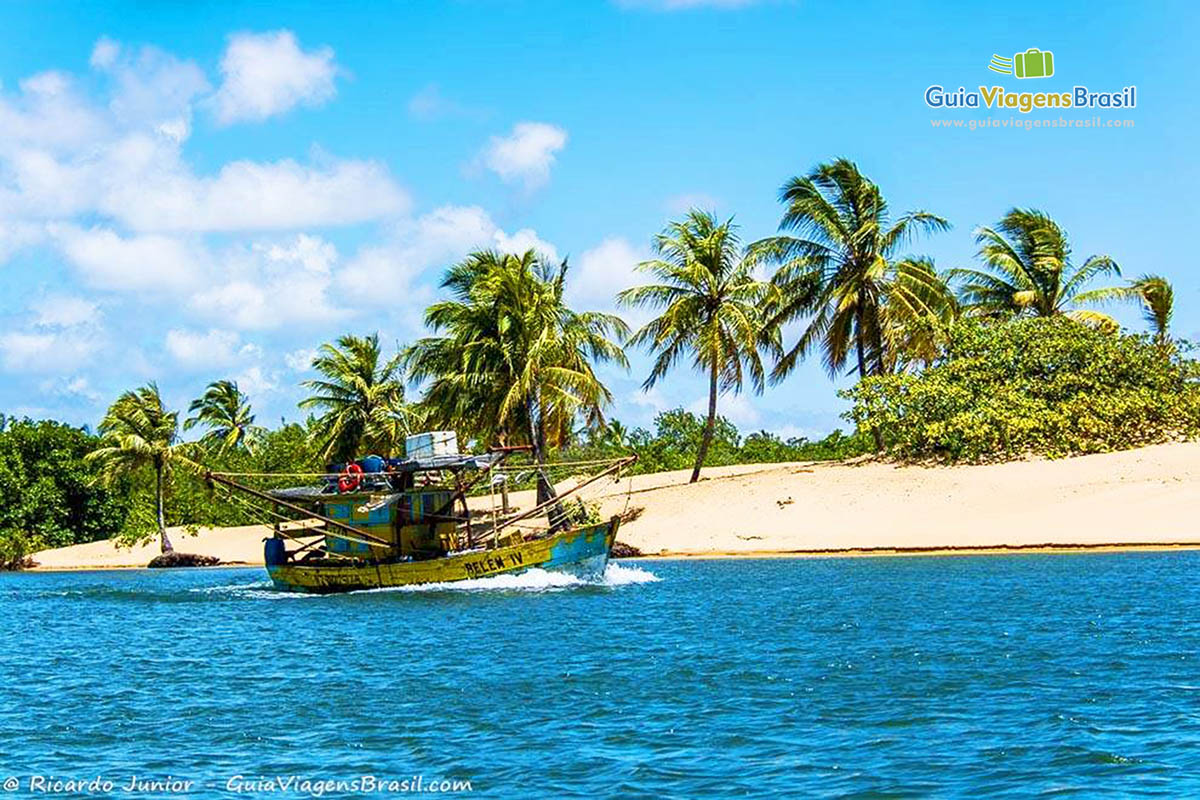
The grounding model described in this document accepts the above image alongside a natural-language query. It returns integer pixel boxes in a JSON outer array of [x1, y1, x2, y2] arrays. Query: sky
[[0, 0, 1196, 440]]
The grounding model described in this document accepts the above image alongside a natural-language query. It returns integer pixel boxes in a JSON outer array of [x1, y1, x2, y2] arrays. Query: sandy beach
[[29, 441, 1200, 570]]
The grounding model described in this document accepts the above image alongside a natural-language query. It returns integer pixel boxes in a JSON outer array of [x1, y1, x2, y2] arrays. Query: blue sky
[[0, 0, 1196, 439]]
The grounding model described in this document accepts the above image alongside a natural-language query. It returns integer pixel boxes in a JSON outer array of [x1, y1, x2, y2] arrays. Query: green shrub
[[156, 421, 323, 534], [0, 417, 132, 565], [555, 409, 869, 477], [841, 318, 1200, 461]]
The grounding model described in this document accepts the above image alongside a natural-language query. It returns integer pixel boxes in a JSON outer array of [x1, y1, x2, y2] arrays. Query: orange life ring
[[338, 463, 363, 493]]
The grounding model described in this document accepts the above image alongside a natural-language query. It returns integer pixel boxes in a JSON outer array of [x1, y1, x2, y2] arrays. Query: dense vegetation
[[3, 157, 1193, 563], [0, 418, 131, 567], [0, 409, 862, 563], [842, 319, 1200, 461]]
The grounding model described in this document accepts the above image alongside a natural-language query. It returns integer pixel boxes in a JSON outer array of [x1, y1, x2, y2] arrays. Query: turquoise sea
[[3, 553, 1200, 797]]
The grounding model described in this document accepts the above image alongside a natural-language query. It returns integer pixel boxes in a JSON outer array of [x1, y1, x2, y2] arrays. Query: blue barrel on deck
[[361, 454, 386, 473], [264, 537, 286, 566]]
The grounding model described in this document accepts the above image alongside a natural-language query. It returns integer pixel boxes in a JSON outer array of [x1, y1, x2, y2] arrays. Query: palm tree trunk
[[527, 390, 566, 530], [856, 312, 884, 452], [527, 392, 555, 506], [690, 361, 719, 484], [855, 325, 868, 380], [156, 457, 173, 553]]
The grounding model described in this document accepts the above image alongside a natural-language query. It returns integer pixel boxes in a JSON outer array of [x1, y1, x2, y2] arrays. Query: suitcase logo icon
[[988, 48, 1054, 79]]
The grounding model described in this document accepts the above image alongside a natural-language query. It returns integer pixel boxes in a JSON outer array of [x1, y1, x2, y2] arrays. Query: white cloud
[[191, 234, 348, 329], [32, 295, 101, 328], [259, 232, 336, 273], [0, 72, 106, 155], [408, 83, 477, 121], [89, 38, 120, 70], [630, 386, 670, 414], [569, 237, 646, 311], [157, 118, 190, 143], [401, 204, 498, 255], [0, 331, 99, 372], [46, 228, 350, 330], [20, 71, 71, 97], [0, 222, 45, 261], [0, 54, 407, 235], [40, 375, 99, 402], [479, 122, 567, 190], [163, 328, 277, 394], [91, 41, 209, 139], [104, 153, 409, 233], [51, 225, 204, 291], [212, 30, 337, 125], [284, 347, 318, 371], [0, 288, 105, 374], [339, 205, 558, 306], [339, 245, 425, 309], [772, 423, 825, 442], [0, 37, 579, 412], [164, 328, 241, 367], [494, 228, 559, 261], [688, 391, 761, 427], [233, 365, 277, 397]]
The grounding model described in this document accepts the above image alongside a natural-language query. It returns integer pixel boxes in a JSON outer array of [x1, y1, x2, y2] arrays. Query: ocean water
[[3, 553, 1200, 797]]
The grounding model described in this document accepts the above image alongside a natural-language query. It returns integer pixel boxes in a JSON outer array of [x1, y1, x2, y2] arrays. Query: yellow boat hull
[[266, 517, 620, 594]]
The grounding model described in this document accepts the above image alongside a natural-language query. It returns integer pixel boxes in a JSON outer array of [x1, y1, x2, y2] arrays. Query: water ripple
[[2, 553, 1199, 796]]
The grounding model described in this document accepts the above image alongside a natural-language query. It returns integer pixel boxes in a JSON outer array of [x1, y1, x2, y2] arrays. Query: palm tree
[[619, 210, 779, 483], [184, 380, 264, 454], [299, 333, 410, 463], [1129, 275, 1174, 343], [1090, 274, 1175, 342], [751, 158, 951, 382], [87, 383, 199, 553], [952, 208, 1122, 326], [600, 419, 629, 449], [405, 249, 628, 503], [880, 258, 960, 373]]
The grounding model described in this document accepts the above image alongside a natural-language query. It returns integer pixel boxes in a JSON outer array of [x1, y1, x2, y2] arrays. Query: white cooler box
[[405, 431, 458, 459]]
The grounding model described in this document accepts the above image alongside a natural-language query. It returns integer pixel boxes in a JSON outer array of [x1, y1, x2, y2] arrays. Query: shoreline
[[25, 441, 1200, 572], [20, 540, 1200, 573], [632, 541, 1200, 560]]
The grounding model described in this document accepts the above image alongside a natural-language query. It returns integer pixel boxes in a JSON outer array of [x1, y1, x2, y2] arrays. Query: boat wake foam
[[194, 581, 300, 600], [378, 561, 661, 594], [600, 562, 662, 586], [196, 562, 659, 599]]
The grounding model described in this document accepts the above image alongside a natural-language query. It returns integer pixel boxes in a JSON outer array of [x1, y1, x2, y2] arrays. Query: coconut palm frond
[[404, 248, 628, 471], [752, 158, 950, 382], [300, 333, 411, 462], [622, 211, 775, 481], [185, 379, 264, 455], [960, 209, 1126, 323]]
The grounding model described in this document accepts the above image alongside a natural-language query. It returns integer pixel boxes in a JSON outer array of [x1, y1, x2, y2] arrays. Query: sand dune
[[593, 442, 1200, 556], [29, 441, 1200, 570]]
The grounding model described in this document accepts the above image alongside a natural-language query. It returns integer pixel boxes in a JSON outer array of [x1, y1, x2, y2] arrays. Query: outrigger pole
[[493, 454, 637, 535], [205, 471, 391, 547]]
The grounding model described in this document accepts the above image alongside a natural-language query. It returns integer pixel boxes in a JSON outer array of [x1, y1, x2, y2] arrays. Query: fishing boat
[[205, 435, 635, 594]]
